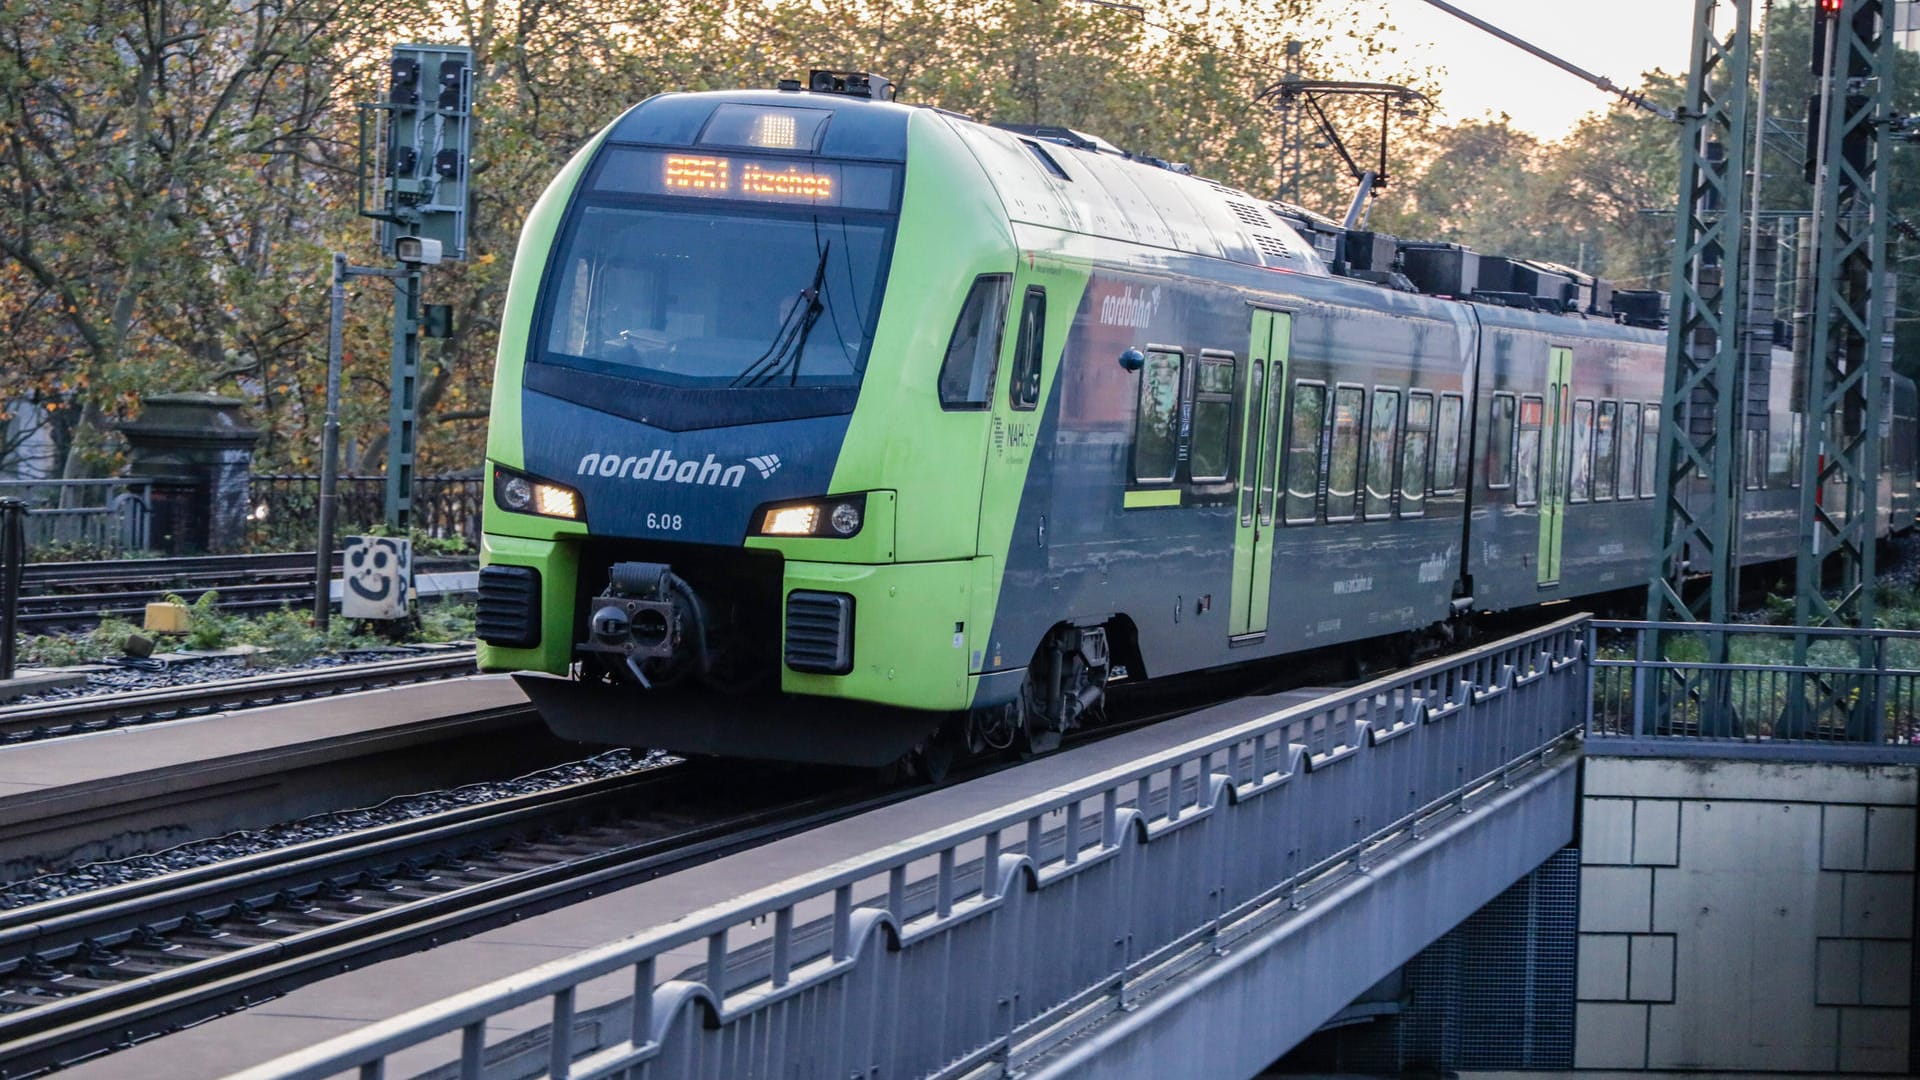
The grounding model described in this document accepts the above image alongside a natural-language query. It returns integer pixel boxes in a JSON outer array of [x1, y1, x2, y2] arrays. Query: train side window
[[1618, 401, 1641, 498], [1640, 404, 1659, 496], [1745, 426, 1767, 490], [1768, 414, 1795, 486], [1327, 386, 1364, 521], [1487, 393, 1516, 489], [1285, 381, 1326, 524], [1133, 349, 1184, 483], [1570, 399, 1595, 502], [1401, 392, 1433, 517], [936, 275, 1011, 409], [1008, 288, 1046, 411], [1789, 413, 1803, 487], [1433, 393, 1464, 494], [1593, 401, 1619, 500], [1364, 388, 1401, 520], [1189, 354, 1235, 483], [1515, 395, 1543, 507]]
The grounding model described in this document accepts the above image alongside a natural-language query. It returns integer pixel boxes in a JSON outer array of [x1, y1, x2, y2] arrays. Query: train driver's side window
[[936, 275, 1011, 410], [1008, 287, 1046, 410], [1487, 393, 1516, 489], [1133, 349, 1184, 483]]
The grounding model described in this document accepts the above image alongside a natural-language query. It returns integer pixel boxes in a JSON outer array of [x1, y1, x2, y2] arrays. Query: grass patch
[[20, 595, 476, 669]]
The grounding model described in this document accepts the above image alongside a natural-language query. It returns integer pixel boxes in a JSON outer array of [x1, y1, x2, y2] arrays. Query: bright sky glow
[[1373, 0, 1701, 140]]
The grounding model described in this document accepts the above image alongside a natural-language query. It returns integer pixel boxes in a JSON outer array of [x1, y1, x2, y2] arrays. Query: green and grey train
[[474, 73, 1918, 768]]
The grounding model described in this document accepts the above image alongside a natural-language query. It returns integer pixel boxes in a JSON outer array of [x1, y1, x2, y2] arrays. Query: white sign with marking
[[342, 536, 412, 620]]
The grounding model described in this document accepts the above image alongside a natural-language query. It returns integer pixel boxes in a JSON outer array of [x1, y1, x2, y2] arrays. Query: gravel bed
[[0, 748, 678, 909], [10, 649, 466, 706]]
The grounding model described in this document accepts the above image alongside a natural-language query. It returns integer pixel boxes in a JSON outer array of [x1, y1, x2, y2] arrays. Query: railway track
[[19, 551, 477, 633], [0, 758, 890, 1077], [0, 651, 479, 744]]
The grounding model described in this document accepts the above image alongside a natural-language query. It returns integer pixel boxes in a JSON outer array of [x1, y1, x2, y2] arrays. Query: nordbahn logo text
[[576, 450, 781, 488]]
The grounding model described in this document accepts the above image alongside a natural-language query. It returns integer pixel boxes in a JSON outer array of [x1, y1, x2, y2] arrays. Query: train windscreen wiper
[[728, 241, 831, 389]]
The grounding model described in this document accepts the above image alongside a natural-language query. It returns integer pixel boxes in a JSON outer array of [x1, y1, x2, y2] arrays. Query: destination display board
[[591, 147, 897, 212]]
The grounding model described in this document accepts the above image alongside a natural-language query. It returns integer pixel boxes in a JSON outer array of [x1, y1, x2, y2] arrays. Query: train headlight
[[493, 466, 583, 521], [751, 493, 867, 539], [762, 504, 818, 536], [501, 475, 533, 511]]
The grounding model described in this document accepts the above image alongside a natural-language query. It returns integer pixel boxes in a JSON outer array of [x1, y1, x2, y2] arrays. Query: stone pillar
[[117, 394, 260, 553]]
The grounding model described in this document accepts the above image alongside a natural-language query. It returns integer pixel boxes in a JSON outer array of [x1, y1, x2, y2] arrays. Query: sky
[[1369, 0, 1701, 140]]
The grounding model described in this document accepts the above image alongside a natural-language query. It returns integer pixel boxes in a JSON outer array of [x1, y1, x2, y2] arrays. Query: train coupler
[[579, 561, 710, 687]]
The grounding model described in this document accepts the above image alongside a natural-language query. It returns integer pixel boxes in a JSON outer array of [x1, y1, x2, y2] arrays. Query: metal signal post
[[1648, 0, 1755, 629], [1796, 0, 1894, 633], [359, 43, 472, 534]]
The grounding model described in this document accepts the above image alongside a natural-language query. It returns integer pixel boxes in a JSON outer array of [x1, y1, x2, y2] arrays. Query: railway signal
[[315, 43, 474, 627], [360, 43, 475, 534]]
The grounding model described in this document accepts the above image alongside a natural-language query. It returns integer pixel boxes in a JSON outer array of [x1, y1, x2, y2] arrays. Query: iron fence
[[0, 478, 152, 555], [235, 614, 1589, 1080], [248, 474, 481, 552], [1587, 619, 1920, 747]]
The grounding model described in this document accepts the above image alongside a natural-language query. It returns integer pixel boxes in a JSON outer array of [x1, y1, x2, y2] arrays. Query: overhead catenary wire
[[1408, 0, 1679, 121]]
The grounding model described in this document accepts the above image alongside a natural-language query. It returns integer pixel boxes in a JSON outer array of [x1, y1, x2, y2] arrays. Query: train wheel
[[967, 698, 1021, 755], [911, 735, 957, 784], [1020, 677, 1062, 757]]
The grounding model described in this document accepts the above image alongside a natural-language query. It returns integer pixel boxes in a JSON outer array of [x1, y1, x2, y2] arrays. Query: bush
[[21, 617, 145, 666], [412, 600, 475, 643]]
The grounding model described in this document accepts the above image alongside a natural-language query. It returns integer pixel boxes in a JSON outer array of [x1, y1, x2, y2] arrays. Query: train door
[[1537, 346, 1573, 586], [1230, 310, 1290, 639]]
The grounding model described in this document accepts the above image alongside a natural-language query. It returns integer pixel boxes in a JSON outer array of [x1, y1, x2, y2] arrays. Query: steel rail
[[0, 652, 479, 743], [0, 760, 892, 1077]]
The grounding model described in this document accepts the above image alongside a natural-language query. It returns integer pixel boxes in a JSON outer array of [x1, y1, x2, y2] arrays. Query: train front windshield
[[537, 146, 897, 391]]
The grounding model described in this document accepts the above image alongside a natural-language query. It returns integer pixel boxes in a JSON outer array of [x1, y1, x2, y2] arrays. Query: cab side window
[[936, 275, 1011, 409], [1133, 349, 1184, 483], [1008, 288, 1046, 410]]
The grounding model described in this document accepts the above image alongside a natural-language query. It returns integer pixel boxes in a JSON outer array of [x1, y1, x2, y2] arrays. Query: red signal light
[[1819, 0, 1843, 12]]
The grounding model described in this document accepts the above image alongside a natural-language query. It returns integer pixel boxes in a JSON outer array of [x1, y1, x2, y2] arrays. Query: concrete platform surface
[[0, 668, 88, 703], [0, 675, 534, 876], [66, 689, 1332, 1080]]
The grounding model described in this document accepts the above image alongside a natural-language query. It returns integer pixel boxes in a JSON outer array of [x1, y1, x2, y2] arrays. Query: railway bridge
[[146, 614, 1908, 1080]]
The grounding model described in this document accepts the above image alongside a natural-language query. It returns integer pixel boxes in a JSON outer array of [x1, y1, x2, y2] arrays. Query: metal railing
[[0, 478, 151, 555], [1587, 619, 1920, 750], [248, 474, 481, 551], [236, 614, 1589, 1080]]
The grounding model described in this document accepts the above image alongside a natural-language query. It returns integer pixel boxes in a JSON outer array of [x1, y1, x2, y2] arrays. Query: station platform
[[67, 688, 1333, 1079], [0, 676, 540, 878]]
